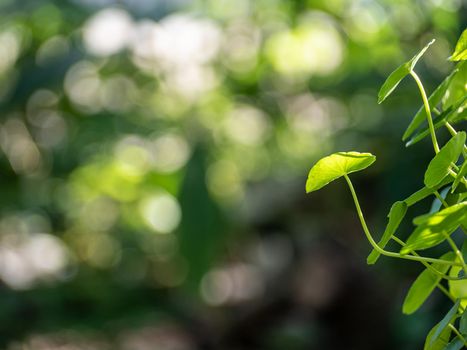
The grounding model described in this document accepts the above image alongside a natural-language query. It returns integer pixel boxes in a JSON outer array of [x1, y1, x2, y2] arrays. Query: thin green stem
[[410, 70, 440, 154], [448, 324, 467, 346], [434, 191, 467, 274], [343, 175, 461, 266], [445, 122, 467, 157], [449, 168, 467, 187], [446, 235, 467, 275], [392, 236, 464, 281], [438, 284, 456, 303], [434, 191, 448, 208]]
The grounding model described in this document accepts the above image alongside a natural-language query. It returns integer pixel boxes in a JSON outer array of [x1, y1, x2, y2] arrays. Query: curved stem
[[434, 191, 467, 274], [445, 122, 467, 157], [343, 175, 461, 266], [448, 324, 467, 346], [434, 191, 448, 208], [449, 169, 467, 187], [438, 284, 456, 303], [410, 70, 440, 154], [392, 236, 464, 281]]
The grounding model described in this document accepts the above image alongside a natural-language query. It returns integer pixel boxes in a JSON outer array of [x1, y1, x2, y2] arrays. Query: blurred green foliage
[[0, 0, 465, 348]]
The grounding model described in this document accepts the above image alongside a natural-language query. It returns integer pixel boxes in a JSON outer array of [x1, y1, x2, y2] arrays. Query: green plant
[[306, 29, 467, 349]]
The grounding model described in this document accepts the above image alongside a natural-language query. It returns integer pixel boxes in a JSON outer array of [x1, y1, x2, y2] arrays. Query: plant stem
[[448, 168, 467, 187], [445, 122, 467, 157], [410, 70, 440, 154], [434, 191, 467, 274], [343, 174, 461, 266], [448, 324, 467, 346], [434, 190, 449, 208], [438, 284, 456, 303], [392, 236, 464, 281]]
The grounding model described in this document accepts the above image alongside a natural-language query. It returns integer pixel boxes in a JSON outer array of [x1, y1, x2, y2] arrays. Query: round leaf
[[305, 152, 376, 193]]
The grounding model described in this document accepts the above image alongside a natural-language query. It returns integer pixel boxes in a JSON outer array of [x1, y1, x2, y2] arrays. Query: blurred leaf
[[367, 201, 407, 265], [460, 307, 467, 335], [178, 147, 226, 290], [453, 161, 467, 192], [402, 252, 455, 314], [449, 265, 467, 303], [306, 152, 375, 193], [424, 132, 466, 188], [444, 338, 464, 350], [428, 300, 460, 349], [450, 29, 467, 61], [424, 320, 452, 350], [378, 39, 435, 103]]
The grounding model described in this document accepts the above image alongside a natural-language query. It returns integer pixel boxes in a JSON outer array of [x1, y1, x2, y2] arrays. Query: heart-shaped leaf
[[378, 39, 435, 104], [450, 29, 467, 61], [402, 252, 455, 314], [367, 201, 407, 265], [305, 152, 376, 193], [424, 132, 466, 188]]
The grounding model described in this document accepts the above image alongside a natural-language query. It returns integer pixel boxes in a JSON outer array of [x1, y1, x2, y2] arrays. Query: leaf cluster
[[306, 30, 467, 348]]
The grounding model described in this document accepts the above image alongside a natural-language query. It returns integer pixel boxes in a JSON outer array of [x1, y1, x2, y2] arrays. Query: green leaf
[[305, 152, 376, 193], [425, 321, 452, 350], [404, 176, 455, 207], [403, 69, 458, 141], [449, 266, 467, 302], [429, 300, 461, 349], [462, 240, 467, 265], [401, 202, 467, 254], [453, 161, 467, 192], [424, 132, 466, 188], [402, 252, 455, 314], [450, 29, 467, 61], [378, 39, 435, 104], [443, 62, 467, 109], [377, 63, 411, 104], [406, 94, 467, 148], [460, 307, 467, 335], [412, 201, 467, 229], [449, 238, 467, 298], [444, 338, 464, 350], [367, 201, 407, 265]]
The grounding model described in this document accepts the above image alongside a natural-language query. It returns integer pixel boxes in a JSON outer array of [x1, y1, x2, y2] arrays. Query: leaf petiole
[[343, 174, 462, 267], [409, 70, 440, 154]]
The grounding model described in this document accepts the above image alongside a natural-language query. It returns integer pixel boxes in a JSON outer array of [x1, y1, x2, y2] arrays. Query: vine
[[306, 29, 467, 349]]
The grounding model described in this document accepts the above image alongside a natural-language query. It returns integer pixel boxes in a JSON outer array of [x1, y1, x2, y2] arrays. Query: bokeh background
[[0, 0, 465, 349]]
